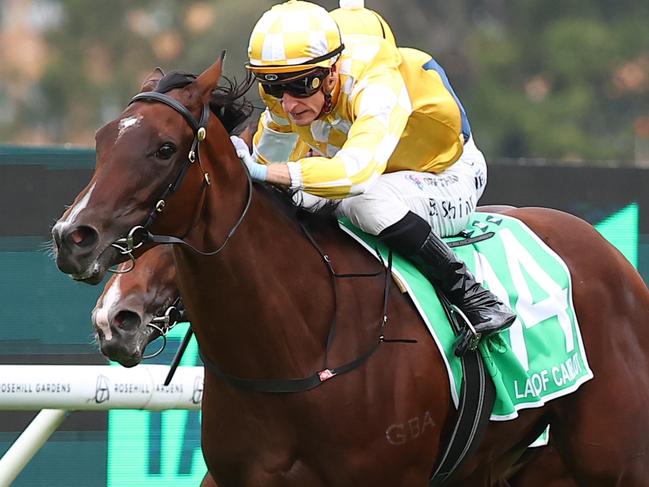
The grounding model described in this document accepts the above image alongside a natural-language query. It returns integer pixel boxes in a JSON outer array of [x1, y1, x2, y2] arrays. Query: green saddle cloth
[[339, 213, 593, 420]]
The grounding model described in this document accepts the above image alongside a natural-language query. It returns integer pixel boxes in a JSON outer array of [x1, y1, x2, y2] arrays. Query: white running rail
[[0, 365, 203, 486]]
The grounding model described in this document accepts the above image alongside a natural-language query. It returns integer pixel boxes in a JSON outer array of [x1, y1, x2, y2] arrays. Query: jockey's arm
[[271, 68, 411, 198], [266, 163, 291, 186]]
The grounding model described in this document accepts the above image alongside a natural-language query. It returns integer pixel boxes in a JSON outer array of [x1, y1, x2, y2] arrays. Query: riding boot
[[379, 212, 516, 354]]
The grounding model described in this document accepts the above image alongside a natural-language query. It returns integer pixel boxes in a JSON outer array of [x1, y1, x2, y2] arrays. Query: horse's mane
[[155, 71, 255, 134]]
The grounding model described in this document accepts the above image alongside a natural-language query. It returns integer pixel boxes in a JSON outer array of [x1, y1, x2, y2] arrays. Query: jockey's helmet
[[246, 1, 344, 78]]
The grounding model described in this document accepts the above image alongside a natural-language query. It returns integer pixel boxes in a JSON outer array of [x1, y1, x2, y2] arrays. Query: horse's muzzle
[[96, 324, 145, 368], [52, 222, 114, 283]]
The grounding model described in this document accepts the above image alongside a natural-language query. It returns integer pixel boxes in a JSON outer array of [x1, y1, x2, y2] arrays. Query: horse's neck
[[177, 143, 334, 378]]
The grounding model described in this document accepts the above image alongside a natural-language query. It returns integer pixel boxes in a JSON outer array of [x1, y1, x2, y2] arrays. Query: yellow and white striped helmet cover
[[247, 1, 343, 75]]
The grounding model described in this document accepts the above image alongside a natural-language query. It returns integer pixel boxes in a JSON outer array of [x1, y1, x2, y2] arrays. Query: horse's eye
[[155, 143, 177, 160]]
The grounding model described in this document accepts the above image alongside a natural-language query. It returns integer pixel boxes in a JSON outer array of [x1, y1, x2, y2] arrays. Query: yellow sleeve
[[287, 64, 412, 198]]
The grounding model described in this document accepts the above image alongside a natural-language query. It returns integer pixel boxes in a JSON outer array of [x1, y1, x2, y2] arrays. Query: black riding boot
[[379, 212, 516, 354]]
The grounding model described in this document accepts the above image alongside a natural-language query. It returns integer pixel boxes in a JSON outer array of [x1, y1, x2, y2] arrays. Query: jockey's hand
[[230, 135, 268, 181]]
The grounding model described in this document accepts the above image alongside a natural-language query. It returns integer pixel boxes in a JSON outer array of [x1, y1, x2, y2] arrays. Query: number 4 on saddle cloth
[[339, 213, 594, 420]]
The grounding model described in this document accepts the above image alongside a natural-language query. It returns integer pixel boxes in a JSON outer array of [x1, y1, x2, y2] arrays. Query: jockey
[[232, 0, 516, 352]]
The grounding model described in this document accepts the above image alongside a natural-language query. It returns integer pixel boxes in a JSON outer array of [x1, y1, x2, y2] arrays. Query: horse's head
[[51, 56, 233, 284], [92, 245, 178, 367]]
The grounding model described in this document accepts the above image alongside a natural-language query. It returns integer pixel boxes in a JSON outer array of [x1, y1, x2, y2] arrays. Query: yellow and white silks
[[251, 1, 487, 236], [253, 36, 466, 199]]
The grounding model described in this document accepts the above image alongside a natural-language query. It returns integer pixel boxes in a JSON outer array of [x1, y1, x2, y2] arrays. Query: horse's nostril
[[113, 310, 142, 331], [67, 226, 98, 249]]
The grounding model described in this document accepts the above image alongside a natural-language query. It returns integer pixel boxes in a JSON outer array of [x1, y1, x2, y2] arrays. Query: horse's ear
[[140, 67, 165, 93], [192, 51, 226, 104]]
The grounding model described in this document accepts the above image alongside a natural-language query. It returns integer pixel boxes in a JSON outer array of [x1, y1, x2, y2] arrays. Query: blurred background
[[0, 1, 648, 486], [1, 0, 648, 163]]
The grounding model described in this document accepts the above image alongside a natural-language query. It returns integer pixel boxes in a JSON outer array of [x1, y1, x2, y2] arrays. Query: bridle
[[93, 71, 493, 485], [108, 89, 253, 272], [142, 295, 186, 359], [104, 88, 253, 364], [104, 86, 413, 394]]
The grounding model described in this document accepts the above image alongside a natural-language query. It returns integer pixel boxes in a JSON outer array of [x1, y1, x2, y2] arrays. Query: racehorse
[[93, 246, 217, 487], [52, 57, 649, 486], [93, 242, 575, 487], [91, 243, 178, 367]]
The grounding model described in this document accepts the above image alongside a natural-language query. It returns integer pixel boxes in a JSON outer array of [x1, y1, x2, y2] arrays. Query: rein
[[114, 90, 416, 393], [199, 234, 416, 394], [104, 83, 493, 483]]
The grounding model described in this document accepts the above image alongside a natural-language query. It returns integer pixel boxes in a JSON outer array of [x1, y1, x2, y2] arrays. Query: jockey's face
[[280, 66, 337, 126]]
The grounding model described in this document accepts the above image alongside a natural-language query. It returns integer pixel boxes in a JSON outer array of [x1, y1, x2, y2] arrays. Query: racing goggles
[[257, 69, 329, 99]]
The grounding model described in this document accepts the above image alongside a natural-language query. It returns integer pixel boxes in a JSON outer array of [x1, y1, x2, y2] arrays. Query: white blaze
[[117, 115, 142, 140], [63, 182, 96, 225]]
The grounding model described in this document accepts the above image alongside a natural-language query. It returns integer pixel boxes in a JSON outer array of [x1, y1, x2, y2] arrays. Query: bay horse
[[92, 245, 217, 487], [52, 57, 649, 486], [93, 242, 575, 487], [91, 244, 178, 367]]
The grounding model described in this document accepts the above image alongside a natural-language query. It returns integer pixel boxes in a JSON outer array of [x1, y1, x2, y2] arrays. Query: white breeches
[[294, 137, 488, 237]]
